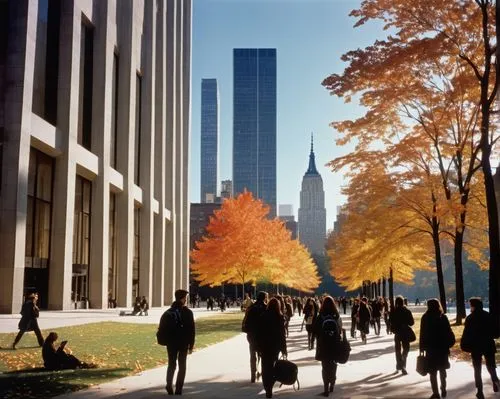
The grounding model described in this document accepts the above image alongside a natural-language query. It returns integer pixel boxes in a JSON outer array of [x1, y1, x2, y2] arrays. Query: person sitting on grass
[[140, 296, 149, 316], [132, 296, 142, 315], [42, 332, 96, 370]]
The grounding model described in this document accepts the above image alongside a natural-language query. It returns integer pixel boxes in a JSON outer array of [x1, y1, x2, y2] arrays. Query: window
[[132, 207, 140, 298], [134, 73, 142, 185], [77, 20, 94, 150], [108, 193, 117, 305], [72, 176, 92, 303], [111, 53, 119, 168]]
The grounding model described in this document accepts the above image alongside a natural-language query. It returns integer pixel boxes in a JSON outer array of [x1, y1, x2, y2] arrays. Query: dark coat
[[160, 301, 195, 351], [256, 310, 287, 355], [389, 306, 414, 338], [371, 301, 382, 319], [242, 300, 267, 342], [304, 301, 318, 333], [313, 311, 343, 361], [461, 309, 497, 355], [18, 299, 39, 331], [357, 303, 371, 333], [419, 312, 454, 371]]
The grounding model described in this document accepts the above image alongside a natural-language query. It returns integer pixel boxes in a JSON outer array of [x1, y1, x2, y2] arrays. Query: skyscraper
[[200, 79, 219, 202], [233, 48, 277, 217], [298, 135, 327, 255]]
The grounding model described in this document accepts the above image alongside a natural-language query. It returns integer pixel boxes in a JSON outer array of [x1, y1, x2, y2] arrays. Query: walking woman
[[304, 297, 318, 350], [12, 293, 44, 349], [350, 298, 359, 338], [419, 299, 455, 398], [314, 296, 342, 397], [389, 295, 414, 374], [256, 297, 287, 399], [461, 297, 500, 399], [357, 297, 371, 344]]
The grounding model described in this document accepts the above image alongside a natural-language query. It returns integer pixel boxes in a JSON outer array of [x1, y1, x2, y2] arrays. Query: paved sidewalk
[[0, 307, 240, 333], [55, 315, 499, 399]]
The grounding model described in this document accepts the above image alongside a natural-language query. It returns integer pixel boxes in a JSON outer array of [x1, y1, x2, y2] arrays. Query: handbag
[[274, 357, 300, 390], [401, 325, 416, 342], [334, 329, 351, 364], [416, 352, 428, 376]]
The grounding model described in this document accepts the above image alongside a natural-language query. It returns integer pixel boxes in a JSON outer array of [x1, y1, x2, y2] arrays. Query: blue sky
[[190, 0, 385, 228]]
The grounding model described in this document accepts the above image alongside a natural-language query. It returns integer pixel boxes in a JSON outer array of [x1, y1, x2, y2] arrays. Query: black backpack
[[157, 307, 183, 346], [321, 315, 340, 348], [274, 358, 300, 390]]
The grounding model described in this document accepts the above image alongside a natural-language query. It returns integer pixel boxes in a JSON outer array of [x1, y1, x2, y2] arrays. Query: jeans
[[321, 359, 337, 390], [261, 351, 279, 395], [429, 369, 446, 395], [394, 336, 409, 370], [166, 346, 188, 394], [248, 337, 258, 380], [472, 352, 499, 392]]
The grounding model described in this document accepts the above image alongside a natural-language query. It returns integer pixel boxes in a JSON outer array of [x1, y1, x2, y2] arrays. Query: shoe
[[401, 368, 408, 375], [494, 380, 500, 393], [174, 390, 182, 395], [322, 391, 329, 397], [476, 390, 485, 399], [441, 388, 447, 397], [165, 385, 174, 395], [429, 394, 440, 399]]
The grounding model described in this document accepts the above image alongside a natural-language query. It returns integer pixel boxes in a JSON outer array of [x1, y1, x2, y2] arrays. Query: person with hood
[[419, 298, 455, 399], [256, 297, 287, 399], [461, 297, 500, 399], [242, 291, 268, 382], [314, 296, 342, 397], [158, 289, 195, 396]]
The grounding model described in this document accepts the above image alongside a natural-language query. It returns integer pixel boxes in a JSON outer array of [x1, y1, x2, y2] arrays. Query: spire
[[306, 132, 319, 175]]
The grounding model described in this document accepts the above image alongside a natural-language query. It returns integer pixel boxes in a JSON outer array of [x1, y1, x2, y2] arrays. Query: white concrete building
[[0, 0, 192, 313]]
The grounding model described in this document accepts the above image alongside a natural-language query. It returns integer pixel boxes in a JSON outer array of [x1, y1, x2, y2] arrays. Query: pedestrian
[[284, 296, 294, 337], [314, 296, 342, 397], [140, 296, 149, 316], [389, 295, 415, 375], [242, 291, 268, 383], [12, 293, 44, 349], [419, 298, 455, 399], [297, 297, 303, 317], [371, 298, 382, 336], [460, 297, 500, 399], [242, 293, 253, 312], [383, 297, 391, 334], [357, 297, 372, 344], [304, 297, 319, 350], [256, 297, 287, 399], [158, 289, 195, 396], [341, 297, 347, 315], [350, 298, 359, 338]]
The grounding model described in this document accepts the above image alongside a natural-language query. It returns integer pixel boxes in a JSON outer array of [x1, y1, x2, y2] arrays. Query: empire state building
[[298, 135, 327, 255]]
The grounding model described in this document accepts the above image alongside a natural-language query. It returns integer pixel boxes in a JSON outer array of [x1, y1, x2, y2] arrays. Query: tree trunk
[[382, 277, 386, 298], [432, 219, 447, 313], [454, 228, 466, 325]]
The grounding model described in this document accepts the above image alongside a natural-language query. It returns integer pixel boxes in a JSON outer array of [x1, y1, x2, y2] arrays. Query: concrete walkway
[[55, 314, 499, 399], [0, 307, 240, 333]]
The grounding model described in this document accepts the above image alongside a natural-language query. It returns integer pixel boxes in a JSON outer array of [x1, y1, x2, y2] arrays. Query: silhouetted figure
[[12, 293, 44, 349], [304, 297, 318, 350], [140, 296, 149, 316], [390, 295, 414, 375], [42, 332, 95, 370], [461, 297, 500, 399], [420, 298, 455, 399]]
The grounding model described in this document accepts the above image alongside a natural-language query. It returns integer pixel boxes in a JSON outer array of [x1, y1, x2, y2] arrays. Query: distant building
[[200, 79, 219, 202], [190, 203, 222, 250], [333, 205, 348, 235], [278, 216, 298, 240], [279, 204, 293, 217], [298, 135, 327, 255], [220, 179, 233, 200], [233, 48, 277, 217]]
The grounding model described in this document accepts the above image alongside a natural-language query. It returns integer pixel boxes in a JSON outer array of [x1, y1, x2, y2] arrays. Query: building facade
[[298, 136, 326, 255], [200, 78, 219, 203], [0, 0, 192, 313], [233, 48, 277, 217], [220, 179, 232, 200]]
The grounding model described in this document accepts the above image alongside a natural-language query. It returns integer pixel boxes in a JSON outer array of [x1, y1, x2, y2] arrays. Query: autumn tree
[[190, 192, 320, 294]]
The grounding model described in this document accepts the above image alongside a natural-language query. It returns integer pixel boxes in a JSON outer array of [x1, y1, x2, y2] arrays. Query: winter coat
[[313, 311, 343, 361], [389, 306, 414, 339], [304, 301, 318, 333], [256, 310, 287, 355], [461, 309, 497, 355], [159, 301, 195, 351], [357, 303, 372, 333], [419, 312, 455, 371], [242, 300, 267, 342]]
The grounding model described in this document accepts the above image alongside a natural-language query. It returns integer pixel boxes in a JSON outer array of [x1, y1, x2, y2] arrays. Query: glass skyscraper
[[200, 78, 219, 202], [233, 48, 277, 217]]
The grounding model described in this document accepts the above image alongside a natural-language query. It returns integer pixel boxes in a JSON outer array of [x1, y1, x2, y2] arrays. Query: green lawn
[[0, 312, 243, 399]]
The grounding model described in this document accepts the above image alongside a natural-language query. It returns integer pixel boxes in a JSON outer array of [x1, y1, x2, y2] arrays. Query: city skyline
[[190, 0, 385, 227]]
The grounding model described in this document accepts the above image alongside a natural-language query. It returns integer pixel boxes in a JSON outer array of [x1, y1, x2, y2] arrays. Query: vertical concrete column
[[174, 0, 183, 291], [181, 0, 192, 291], [153, 0, 166, 307], [50, 1, 81, 310], [138, 0, 156, 303], [115, 0, 136, 308], [164, 0, 177, 304], [0, 0, 37, 313], [88, 0, 113, 309]]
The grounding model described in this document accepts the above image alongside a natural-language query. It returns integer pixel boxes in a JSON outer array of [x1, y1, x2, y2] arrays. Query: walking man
[[158, 289, 195, 395], [12, 293, 44, 349], [242, 291, 268, 382]]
